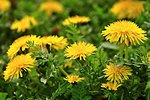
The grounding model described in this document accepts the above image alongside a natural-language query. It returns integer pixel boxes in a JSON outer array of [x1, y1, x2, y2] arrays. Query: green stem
[[121, 91, 124, 100], [125, 46, 128, 61], [120, 45, 124, 61], [147, 89, 150, 100], [59, 66, 68, 76]]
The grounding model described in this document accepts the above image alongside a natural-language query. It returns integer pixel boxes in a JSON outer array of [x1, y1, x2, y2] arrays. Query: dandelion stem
[[125, 46, 128, 61], [147, 89, 150, 100], [59, 66, 68, 76], [120, 45, 124, 61]]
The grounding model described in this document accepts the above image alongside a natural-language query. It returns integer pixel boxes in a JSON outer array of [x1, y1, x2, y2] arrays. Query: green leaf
[[146, 81, 150, 90], [103, 90, 117, 100], [0, 92, 8, 100], [71, 83, 92, 100], [28, 68, 39, 82], [50, 82, 70, 100]]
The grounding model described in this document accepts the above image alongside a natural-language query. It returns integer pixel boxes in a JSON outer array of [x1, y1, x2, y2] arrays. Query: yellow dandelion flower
[[111, 0, 144, 19], [64, 75, 84, 83], [3, 54, 35, 81], [39, 1, 64, 16], [101, 82, 122, 91], [65, 42, 97, 60], [64, 60, 72, 68], [11, 16, 38, 33], [104, 63, 132, 83], [0, 0, 11, 12], [41, 36, 68, 50], [7, 35, 41, 59], [62, 16, 90, 26], [101, 20, 147, 46]]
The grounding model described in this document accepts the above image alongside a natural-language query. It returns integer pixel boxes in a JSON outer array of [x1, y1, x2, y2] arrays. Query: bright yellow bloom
[[7, 35, 41, 59], [64, 75, 84, 83], [3, 54, 35, 81], [104, 63, 132, 83], [65, 42, 97, 60], [11, 16, 38, 33], [62, 16, 90, 26], [64, 60, 72, 68], [111, 0, 144, 19], [101, 82, 122, 91], [0, 0, 11, 12], [101, 20, 147, 46], [39, 1, 64, 16], [41, 36, 68, 50]]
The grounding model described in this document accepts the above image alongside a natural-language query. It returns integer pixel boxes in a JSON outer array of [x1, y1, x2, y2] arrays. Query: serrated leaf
[[50, 82, 70, 100]]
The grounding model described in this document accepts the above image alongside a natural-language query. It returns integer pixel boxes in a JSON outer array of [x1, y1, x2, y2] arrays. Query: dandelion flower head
[[41, 35, 68, 50], [64, 75, 84, 83], [101, 20, 147, 46], [104, 63, 132, 83], [65, 42, 97, 60], [7, 35, 41, 59], [111, 0, 144, 19], [62, 16, 90, 26], [11, 16, 38, 33], [3, 54, 35, 81], [0, 0, 11, 12], [101, 82, 122, 91], [39, 1, 64, 16], [64, 60, 72, 68]]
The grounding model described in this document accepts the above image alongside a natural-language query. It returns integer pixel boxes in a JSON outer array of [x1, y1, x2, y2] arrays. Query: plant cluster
[[0, 0, 150, 100]]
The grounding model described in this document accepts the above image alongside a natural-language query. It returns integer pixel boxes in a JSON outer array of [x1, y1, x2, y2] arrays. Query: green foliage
[[0, 92, 8, 100], [70, 83, 92, 100], [61, 25, 82, 42], [50, 82, 70, 100]]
